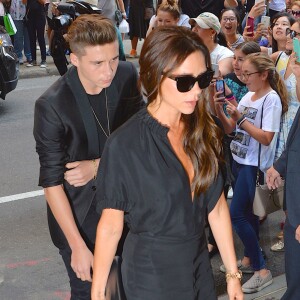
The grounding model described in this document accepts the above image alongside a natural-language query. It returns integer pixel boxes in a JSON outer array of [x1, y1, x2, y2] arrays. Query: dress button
[[92, 186, 96, 191]]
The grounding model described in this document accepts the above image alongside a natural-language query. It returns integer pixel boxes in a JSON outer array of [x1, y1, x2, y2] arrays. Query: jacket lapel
[[66, 67, 99, 158], [106, 80, 119, 128], [287, 107, 300, 148]]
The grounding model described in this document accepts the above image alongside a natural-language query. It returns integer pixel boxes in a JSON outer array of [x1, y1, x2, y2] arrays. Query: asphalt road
[[0, 76, 286, 300], [0, 76, 70, 300]]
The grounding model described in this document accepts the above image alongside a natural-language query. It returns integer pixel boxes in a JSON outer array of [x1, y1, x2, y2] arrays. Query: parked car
[[0, 25, 19, 99]]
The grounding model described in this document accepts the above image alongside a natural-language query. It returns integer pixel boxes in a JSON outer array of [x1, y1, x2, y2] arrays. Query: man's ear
[[70, 53, 78, 67]]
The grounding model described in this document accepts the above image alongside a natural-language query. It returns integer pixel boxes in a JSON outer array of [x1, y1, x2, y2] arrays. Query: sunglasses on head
[[167, 70, 214, 93], [286, 28, 300, 38]]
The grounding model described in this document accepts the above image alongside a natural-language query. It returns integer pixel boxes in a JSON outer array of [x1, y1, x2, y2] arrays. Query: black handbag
[[114, 0, 123, 25], [115, 9, 123, 25], [106, 256, 127, 300]]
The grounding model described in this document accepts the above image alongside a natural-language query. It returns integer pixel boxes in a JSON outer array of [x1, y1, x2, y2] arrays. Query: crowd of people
[[31, 0, 300, 300]]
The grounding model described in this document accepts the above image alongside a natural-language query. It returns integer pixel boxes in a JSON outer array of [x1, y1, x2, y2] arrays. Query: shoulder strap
[[275, 51, 284, 68], [257, 93, 271, 181]]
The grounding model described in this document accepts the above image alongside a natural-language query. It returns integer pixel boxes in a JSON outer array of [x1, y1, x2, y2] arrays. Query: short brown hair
[[68, 14, 117, 56]]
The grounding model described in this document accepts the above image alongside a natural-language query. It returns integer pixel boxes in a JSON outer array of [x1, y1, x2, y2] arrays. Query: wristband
[[238, 118, 247, 128], [236, 115, 245, 126], [122, 12, 126, 16], [225, 93, 233, 99]]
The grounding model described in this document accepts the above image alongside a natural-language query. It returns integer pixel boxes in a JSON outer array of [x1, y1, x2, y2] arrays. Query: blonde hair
[[245, 53, 288, 114], [157, 0, 180, 20]]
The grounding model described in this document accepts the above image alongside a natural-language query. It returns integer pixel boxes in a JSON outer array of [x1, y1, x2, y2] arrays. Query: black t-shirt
[[181, 0, 225, 18], [87, 90, 110, 157]]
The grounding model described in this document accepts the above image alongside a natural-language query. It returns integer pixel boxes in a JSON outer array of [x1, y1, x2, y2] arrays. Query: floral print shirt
[[10, 0, 27, 20]]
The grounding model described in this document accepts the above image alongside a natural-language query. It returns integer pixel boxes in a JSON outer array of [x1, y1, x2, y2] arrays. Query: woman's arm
[[290, 52, 300, 101], [117, 0, 126, 18], [239, 120, 275, 145], [224, 0, 238, 7], [208, 194, 243, 300], [91, 209, 124, 300], [219, 58, 234, 76], [225, 99, 275, 145], [212, 86, 237, 134]]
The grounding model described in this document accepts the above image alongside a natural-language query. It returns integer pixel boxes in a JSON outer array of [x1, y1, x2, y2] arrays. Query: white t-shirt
[[0, 3, 5, 16], [269, 0, 286, 12], [230, 91, 282, 172], [210, 44, 234, 65], [97, 0, 116, 22]]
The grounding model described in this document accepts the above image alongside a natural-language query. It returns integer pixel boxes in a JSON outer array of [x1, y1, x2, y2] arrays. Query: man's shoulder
[[36, 70, 72, 106], [115, 61, 136, 78], [112, 61, 139, 94]]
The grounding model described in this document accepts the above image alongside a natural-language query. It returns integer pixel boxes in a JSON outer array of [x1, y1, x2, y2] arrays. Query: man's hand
[[266, 166, 283, 190], [71, 244, 94, 282], [65, 159, 99, 187]]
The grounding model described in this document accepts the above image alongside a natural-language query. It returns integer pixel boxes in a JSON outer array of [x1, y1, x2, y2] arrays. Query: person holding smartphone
[[214, 52, 288, 293]]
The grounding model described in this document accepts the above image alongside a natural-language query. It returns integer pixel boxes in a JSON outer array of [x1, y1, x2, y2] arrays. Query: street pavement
[[17, 38, 287, 300]]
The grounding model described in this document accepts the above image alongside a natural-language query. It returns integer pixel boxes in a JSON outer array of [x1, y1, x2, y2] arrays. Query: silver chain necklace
[[90, 89, 111, 138]]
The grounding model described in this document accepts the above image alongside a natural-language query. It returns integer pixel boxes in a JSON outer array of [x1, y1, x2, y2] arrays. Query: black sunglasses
[[286, 28, 300, 38], [168, 70, 214, 93]]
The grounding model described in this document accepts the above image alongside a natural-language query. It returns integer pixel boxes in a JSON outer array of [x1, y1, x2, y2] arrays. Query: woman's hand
[[225, 99, 241, 121], [248, 2, 266, 19], [91, 291, 106, 300], [243, 25, 255, 41], [227, 278, 244, 300], [290, 51, 300, 77], [214, 90, 226, 106], [253, 23, 268, 41]]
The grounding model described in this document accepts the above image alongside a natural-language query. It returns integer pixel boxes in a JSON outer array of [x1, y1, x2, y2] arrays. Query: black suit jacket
[[274, 107, 300, 228], [34, 62, 143, 248]]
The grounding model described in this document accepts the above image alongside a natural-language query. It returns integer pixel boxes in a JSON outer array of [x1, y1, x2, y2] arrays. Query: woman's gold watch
[[225, 270, 242, 282]]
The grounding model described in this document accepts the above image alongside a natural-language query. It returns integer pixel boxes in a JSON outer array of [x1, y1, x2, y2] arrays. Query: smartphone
[[211, 63, 220, 77], [215, 79, 225, 99], [247, 16, 254, 37], [255, 0, 265, 4], [293, 38, 300, 63], [261, 16, 270, 28]]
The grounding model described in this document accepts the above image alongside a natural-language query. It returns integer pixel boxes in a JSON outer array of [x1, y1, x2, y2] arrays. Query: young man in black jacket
[[34, 14, 143, 299]]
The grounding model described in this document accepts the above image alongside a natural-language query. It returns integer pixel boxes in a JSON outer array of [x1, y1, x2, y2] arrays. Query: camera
[[52, 0, 102, 30], [51, 0, 101, 75]]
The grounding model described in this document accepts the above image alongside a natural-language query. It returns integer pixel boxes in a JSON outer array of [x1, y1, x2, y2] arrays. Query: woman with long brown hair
[[91, 26, 243, 300]]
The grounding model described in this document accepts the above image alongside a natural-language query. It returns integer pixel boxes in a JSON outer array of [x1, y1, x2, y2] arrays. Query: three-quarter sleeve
[[95, 137, 132, 214], [33, 98, 67, 187]]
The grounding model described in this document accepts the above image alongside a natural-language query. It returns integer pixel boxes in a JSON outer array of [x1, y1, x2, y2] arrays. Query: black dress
[[96, 108, 224, 300]]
